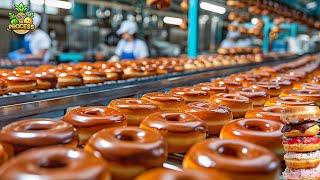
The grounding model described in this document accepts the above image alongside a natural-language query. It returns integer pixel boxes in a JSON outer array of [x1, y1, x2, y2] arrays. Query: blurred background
[[0, 0, 320, 63]]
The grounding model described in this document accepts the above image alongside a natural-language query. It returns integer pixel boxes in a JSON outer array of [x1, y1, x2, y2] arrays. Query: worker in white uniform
[[220, 31, 240, 48], [111, 20, 149, 61], [8, 13, 51, 62]]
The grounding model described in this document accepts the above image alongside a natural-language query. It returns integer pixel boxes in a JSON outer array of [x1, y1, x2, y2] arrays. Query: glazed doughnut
[[212, 78, 242, 91], [104, 66, 124, 81], [220, 118, 283, 155], [0, 146, 111, 180], [0, 69, 13, 78], [245, 106, 285, 122], [250, 81, 282, 97], [193, 82, 228, 95], [156, 64, 174, 75], [184, 102, 233, 135], [108, 98, 160, 126], [37, 64, 57, 73], [142, 65, 157, 76], [280, 105, 320, 124], [293, 83, 320, 90], [280, 89, 320, 105], [0, 79, 8, 95], [0, 119, 78, 154], [210, 93, 253, 118], [264, 96, 315, 107], [169, 87, 210, 102], [85, 127, 167, 179], [270, 79, 293, 91], [81, 70, 107, 84], [74, 62, 94, 71], [231, 87, 269, 107], [56, 71, 83, 88], [13, 66, 36, 75], [0, 142, 13, 165], [135, 168, 215, 180], [5, 75, 37, 93], [62, 107, 126, 145], [141, 92, 186, 112], [33, 71, 57, 90], [183, 139, 280, 180], [140, 112, 207, 153], [123, 66, 146, 79]]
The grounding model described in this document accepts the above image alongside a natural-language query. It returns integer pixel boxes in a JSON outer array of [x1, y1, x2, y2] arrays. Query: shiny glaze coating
[[0, 146, 110, 180], [63, 107, 126, 127], [85, 127, 167, 166], [232, 87, 269, 106], [293, 83, 320, 90], [108, 98, 160, 126], [193, 82, 228, 95], [211, 93, 253, 118], [0, 142, 13, 165], [109, 98, 159, 111], [220, 118, 283, 152], [141, 112, 207, 133], [169, 87, 210, 102], [264, 96, 315, 106], [0, 79, 8, 95], [279, 105, 320, 124], [251, 81, 281, 97], [281, 89, 320, 103], [183, 139, 280, 178], [135, 168, 216, 180], [0, 119, 77, 154], [184, 102, 233, 135], [141, 92, 186, 112], [245, 106, 286, 122], [140, 112, 208, 153]]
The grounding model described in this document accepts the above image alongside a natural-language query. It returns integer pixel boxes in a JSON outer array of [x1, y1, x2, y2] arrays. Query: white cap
[[33, 13, 41, 28], [117, 20, 138, 35]]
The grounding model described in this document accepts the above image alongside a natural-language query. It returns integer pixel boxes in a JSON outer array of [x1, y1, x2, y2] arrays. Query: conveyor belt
[[0, 55, 301, 126], [0, 55, 300, 107]]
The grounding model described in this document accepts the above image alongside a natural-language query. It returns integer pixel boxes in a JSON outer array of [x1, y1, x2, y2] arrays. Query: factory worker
[[8, 13, 51, 62], [220, 31, 240, 48], [111, 20, 149, 61]]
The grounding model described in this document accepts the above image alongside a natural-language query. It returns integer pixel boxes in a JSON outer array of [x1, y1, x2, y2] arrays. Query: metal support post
[[188, 0, 199, 58]]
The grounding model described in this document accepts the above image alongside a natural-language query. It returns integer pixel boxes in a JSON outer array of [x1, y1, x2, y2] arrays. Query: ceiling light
[[31, 0, 72, 9], [200, 2, 226, 14], [163, 16, 183, 26]]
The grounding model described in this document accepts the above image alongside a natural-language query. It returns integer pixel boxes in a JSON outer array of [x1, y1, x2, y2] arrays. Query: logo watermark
[[7, 2, 36, 34]]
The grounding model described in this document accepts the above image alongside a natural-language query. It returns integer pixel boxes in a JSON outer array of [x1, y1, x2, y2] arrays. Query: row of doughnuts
[[217, 47, 262, 55], [0, 54, 319, 179], [0, 55, 261, 94], [228, 0, 320, 30]]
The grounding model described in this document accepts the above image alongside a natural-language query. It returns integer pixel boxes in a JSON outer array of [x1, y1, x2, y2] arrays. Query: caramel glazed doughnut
[[183, 138, 280, 180], [0, 119, 78, 154], [184, 102, 233, 135], [135, 168, 216, 180], [220, 118, 284, 156], [85, 127, 168, 180], [108, 98, 160, 126], [62, 106, 127, 145], [140, 112, 208, 153], [0, 146, 111, 180]]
